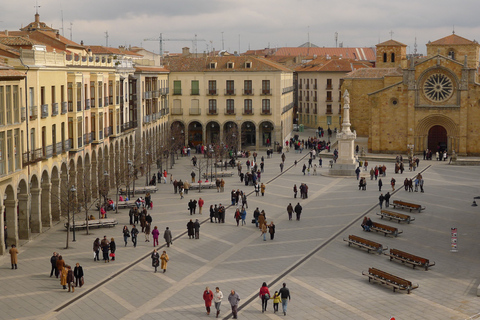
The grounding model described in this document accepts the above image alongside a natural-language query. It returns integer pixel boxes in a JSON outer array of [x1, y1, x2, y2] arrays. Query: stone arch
[[241, 121, 257, 147], [4, 184, 18, 250], [415, 114, 459, 153], [40, 170, 52, 228], [30, 174, 41, 234], [51, 166, 61, 222]]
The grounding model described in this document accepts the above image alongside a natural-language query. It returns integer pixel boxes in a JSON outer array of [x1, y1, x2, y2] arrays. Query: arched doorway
[[241, 121, 256, 147], [206, 121, 220, 145], [188, 121, 203, 146], [260, 121, 274, 147], [428, 125, 447, 153]]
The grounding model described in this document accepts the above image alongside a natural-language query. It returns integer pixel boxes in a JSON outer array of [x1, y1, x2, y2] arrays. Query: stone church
[[342, 34, 480, 155]]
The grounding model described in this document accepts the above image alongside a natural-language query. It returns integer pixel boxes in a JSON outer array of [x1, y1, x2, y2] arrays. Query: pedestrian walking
[[294, 203, 302, 221], [194, 219, 200, 239], [293, 184, 297, 198], [101, 236, 110, 263], [93, 238, 101, 261], [214, 287, 224, 318], [384, 192, 391, 207], [203, 287, 214, 315], [50, 252, 58, 277], [160, 250, 169, 273], [67, 265, 75, 293], [254, 183, 260, 196], [271, 291, 281, 313], [151, 249, 160, 273], [187, 219, 195, 239], [228, 290, 240, 319], [198, 197, 204, 214], [287, 203, 293, 220], [259, 282, 271, 313], [60, 264, 68, 290], [260, 183, 265, 196], [131, 225, 139, 248], [268, 221, 276, 240], [56, 255, 65, 279], [152, 226, 160, 246], [278, 283, 291, 316], [379, 194, 384, 209], [378, 178, 383, 191], [261, 221, 268, 241], [145, 222, 151, 242], [254, 208, 260, 227], [74, 262, 84, 287], [109, 238, 116, 261], [164, 227, 173, 247], [9, 244, 18, 269], [240, 206, 247, 226], [391, 177, 396, 191], [122, 225, 130, 246], [279, 162, 284, 172], [4, 225, 7, 249]]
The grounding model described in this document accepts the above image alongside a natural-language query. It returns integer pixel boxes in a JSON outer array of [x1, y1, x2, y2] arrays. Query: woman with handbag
[[109, 238, 116, 261], [151, 249, 160, 273], [74, 262, 84, 287], [66, 265, 75, 292], [259, 282, 271, 313], [122, 225, 130, 247], [160, 250, 169, 273]]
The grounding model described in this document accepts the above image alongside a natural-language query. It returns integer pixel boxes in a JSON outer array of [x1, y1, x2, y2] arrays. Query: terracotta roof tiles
[[376, 39, 407, 47], [344, 67, 403, 79], [429, 34, 478, 46], [245, 47, 375, 61], [164, 56, 292, 72]]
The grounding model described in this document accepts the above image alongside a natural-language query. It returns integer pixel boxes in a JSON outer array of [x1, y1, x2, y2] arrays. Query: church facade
[[342, 34, 480, 155]]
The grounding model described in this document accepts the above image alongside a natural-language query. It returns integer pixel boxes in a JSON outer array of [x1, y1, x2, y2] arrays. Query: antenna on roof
[[68, 22, 73, 41], [335, 32, 338, 48], [60, 9, 64, 36], [105, 31, 109, 47], [389, 30, 394, 39], [452, 25, 455, 34], [414, 37, 417, 55], [308, 26, 310, 48], [34, 0, 41, 15], [221, 31, 224, 51]]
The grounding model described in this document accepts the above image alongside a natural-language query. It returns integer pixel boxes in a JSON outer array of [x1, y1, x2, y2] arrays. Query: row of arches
[[1, 123, 167, 255]]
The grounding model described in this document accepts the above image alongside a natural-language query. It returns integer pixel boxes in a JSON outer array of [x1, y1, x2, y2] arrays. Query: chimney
[[182, 47, 190, 56], [5, 30, 8, 36], [35, 13, 40, 23], [56, 31, 60, 39], [80, 40, 84, 46]]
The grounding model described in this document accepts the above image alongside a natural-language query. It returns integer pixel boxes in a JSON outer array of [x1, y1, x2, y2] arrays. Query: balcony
[[116, 96, 120, 104], [242, 89, 254, 96], [64, 139, 72, 152], [30, 105, 38, 119], [261, 109, 271, 115], [261, 89, 272, 96], [61, 102, 68, 114], [85, 99, 90, 110], [91, 98, 96, 108], [21, 107, 26, 121], [77, 100, 82, 112], [282, 102, 294, 114], [313, 97, 317, 102], [326, 85, 333, 90], [207, 89, 218, 96], [282, 86, 294, 94], [305, 96, 310, 102], [190, 89, 200, 95], [171, 108, 183, 115], [22, 147, 45, 165], [54, 141, 62, 155], [306, 84, 310, 90], [298, 84, 302, 90], [207, 109, 218, 115], [189, 108, 201, 115], [224, 108, 235, 115], [243, 109, 253, 115], [299, 96, 303, 101], [161, 88, 169, 95], [326, 98, 333, 102], [144, 115, 151, 123], [305, 108, 310, 114], [224, 89, 236, 96], [99, 130, 103, 140], [172, 89, 182, 95], [144, 91, 152, 99], [52, 103, 59, 116], [313, 85, 318, 90]]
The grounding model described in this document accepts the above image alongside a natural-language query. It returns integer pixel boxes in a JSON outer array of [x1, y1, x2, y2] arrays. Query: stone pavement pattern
[[0, 130, 479, 320]]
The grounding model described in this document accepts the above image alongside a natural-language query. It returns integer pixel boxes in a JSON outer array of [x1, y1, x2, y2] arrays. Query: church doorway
[[428, 125, 447, 153]]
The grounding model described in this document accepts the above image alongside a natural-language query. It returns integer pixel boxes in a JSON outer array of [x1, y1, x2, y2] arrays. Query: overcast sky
[[2, 0, 480, 55]]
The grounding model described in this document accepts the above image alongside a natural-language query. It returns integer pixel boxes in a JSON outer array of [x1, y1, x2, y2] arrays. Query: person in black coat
[[50, 252, 58, 277], [294, 203, 302, 221], [73, 262, 84, 287], [151, 249, 160, 273], [109, 238, 116, 261], [187, 219, 195, 239], [194, 219, 200, 239]]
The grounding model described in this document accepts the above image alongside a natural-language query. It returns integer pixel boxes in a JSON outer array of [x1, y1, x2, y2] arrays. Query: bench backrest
[[368, 268, 412, 288], [372, 222, 397, 232], [349, 235, 381, 249], [381, 210, 409, 220], [393, 200, 420, 209], [390, 249, 428, 265]]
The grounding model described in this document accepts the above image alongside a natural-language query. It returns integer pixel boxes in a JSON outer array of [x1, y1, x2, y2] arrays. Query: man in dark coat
[[163, 227, 172, 247], [379, 194, 385, 210], [50, 252, 58, 277], [286, 203, 294, 220], [384, 192, 391, 207], [194, 219, 200, 239], [187, 219, 195, 239], [294, 203, 302, 221]]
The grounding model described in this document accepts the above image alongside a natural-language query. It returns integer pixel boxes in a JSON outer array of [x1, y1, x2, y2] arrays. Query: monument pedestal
[[329, 163, 357, 176]]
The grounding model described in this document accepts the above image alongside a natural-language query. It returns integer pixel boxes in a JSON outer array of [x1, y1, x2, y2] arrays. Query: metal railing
[[207, 89, 217, 96], [61, 102, 68, 114], [41, 104, 49, 118], [85, 99, 90, 110], [261, 89, 272, 96], [21, 107, 26, 121], [30, 105, 38, 119], [224, 108, 235, 115], [282, 86, 294, 94], [189, 108, 201, 115], [225, 89, 236, 95], [242, 89, 254, 95]]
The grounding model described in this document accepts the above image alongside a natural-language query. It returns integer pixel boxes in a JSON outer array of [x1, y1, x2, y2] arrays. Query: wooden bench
[[65, 218, 118, 231], [203, 171, 234, 179], [385, 249, 435, 271], [392, 200, 425, 212], [117, 201, 135, 209], [343, 235, 387, 254], [362, 267, 419, 294], [377, 210, 415, 224], [370, 222, 402, 237], [189, 182, 216, 190]]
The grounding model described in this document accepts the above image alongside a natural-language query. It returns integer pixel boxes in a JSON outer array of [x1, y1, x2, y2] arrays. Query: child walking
[[271, 291, 281, 313]]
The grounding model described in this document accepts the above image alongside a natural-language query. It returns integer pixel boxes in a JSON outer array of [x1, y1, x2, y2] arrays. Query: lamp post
[[99, 170, 109, 219], [145, 151, 150, 186], [70, 186, 77, 242], [128, 160, 135, 198], [170, 137, 175, 169]]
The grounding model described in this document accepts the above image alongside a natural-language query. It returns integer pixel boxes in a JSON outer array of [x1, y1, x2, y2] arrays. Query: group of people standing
[[93, 236, 116, 262], [50, 252, 84, 292]]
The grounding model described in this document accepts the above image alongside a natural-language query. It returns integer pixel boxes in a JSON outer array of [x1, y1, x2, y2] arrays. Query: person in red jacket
[[198, 197, 204, 214], [203, 286, 214, 315], [259, 282, 271, 313]]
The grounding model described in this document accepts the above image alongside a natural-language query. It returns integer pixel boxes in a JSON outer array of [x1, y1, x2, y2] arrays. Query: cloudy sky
[[2, 0, 480, 55]]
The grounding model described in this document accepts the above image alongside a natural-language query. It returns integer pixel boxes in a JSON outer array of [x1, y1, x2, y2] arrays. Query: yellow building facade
[[342, 34, 480, 155]]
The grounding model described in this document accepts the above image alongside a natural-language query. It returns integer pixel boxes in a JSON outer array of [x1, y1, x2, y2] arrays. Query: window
[[0, 87, 4, 125], [326, 104, 332, 114], [210, 62, 217, 69], [391, 53, 395, 62], [262, 80, 271, 95], [262, 99, 270, 114], [314, 79, 318, 89], [208, 99, 217, 114], [326, 79, 332, 90], [7, 130, 12, 173], [227, 62, 234, 69], [226, 80, 235, 95], [13, 86, 19, 123], [0, 132, 4, 174], [6, 86, 11, 124], [208, 80, 217, 95], [327, 115, 332, 126], [173, 80, 181, 95], [191, 80, 199, 95], [383, 53, 387, 63], [98, 81, 103, 107], [245, 61, 252, 68], [244, 99, 252, 114], [448, 50, 455, 60], [326, 91, 332, 102], [244, 80, 252, 95], [226, 99, 235, 114], [108, 80, 113, 105], [90, 82, 95, 107]]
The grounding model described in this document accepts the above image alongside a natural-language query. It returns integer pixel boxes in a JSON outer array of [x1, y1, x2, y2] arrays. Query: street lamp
[[70, 186, 77, 242], [100, 170, 109, 219], [128, 160, 135, 198], [170, 137, 175, 169], [145, 151, 150, 186]]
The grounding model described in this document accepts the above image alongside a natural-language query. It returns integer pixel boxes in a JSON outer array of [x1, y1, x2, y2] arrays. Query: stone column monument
[[329, 90, 357, 176]]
